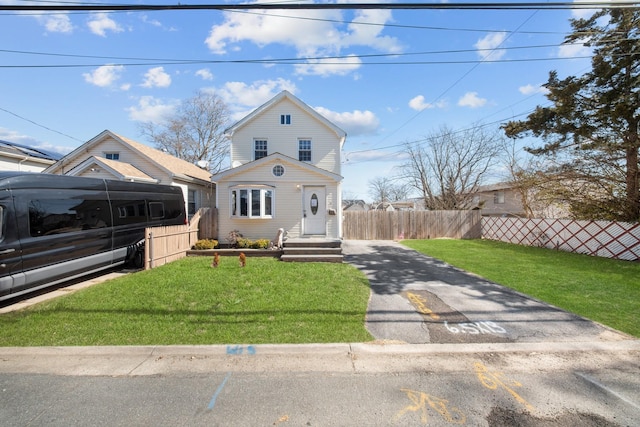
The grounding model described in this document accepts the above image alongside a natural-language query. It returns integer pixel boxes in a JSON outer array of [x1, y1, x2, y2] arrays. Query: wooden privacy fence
[[196, 207, 218, 239], [144, 208, 205, 269], [343, 210, 482, 240], [482, 217, 640, 261]]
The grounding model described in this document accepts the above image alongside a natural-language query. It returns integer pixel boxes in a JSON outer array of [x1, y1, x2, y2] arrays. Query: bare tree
[[139, 91, 231, 173], [400, 125, 503, 210], [368, 176, 411, 209]]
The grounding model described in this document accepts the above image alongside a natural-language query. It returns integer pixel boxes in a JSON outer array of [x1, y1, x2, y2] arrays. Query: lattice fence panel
[[482, 217, 640, 261]]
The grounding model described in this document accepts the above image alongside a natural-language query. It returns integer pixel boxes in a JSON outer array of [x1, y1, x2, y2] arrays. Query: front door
[[303, 186, 326, 235]]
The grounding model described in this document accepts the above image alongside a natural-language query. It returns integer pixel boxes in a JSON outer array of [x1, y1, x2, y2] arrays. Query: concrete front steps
[[280, 238, 343, 263]]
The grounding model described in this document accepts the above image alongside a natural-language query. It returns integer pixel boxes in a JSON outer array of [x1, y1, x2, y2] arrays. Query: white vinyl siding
[[229, 98, 341, 175], [216, 160, 340, 240]]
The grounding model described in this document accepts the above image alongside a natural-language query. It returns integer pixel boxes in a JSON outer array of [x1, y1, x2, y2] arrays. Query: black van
[[0, 172, 186, 301]]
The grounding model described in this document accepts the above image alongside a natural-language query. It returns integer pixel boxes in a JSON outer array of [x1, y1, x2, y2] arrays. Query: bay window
[[230, 187, 274, 218]]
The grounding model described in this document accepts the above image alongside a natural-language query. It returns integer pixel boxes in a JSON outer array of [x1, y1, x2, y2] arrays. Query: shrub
[[253, 239, 270, 249], [236, 238, 270, 249], [236, 238, 252, 249], [192, 239, 219, 250]]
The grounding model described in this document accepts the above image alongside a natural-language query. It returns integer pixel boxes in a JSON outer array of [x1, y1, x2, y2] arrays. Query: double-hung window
[[254, 139, 268, 160], [230, 187, 274, 219], [298, 139, 311, 162]]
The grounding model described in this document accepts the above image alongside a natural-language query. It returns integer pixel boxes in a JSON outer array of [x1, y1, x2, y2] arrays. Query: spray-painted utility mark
[[394, 388, 466, 425], [444, 321, 507, 335], [208, 372, 231, 411], [474, 362, 534, 412], [407, 292, 440, 320], [226, 345, 256, 355]]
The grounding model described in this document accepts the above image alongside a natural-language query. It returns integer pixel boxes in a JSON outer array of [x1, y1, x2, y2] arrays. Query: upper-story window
[[105, 152, 120, 160], [280, 114, 291, 125], [254, 139, 268, 160], [298, 139, 311, 162], [494, 191, 505, 204]]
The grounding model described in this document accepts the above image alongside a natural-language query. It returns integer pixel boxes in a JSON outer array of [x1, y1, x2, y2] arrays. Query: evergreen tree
[[503, 8, 639, 221]]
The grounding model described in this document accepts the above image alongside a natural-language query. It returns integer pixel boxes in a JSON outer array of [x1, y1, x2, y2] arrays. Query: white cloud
[[408, 95, 447, 112], [37, 14, 73, 33], [557, 42, 591, 58], [519, 84, 549, 96], [141, 67, 171, 88], [127, 96, 178, 123], [314, 107, 379, 136], [216, 79, 298, 115], [295, 55, 362, 77], [475, 32, 507, 61], [458, 92, 487, 108], [204, 7, 401, 77], [88, 13, 123, 37], [83, 65, 125, 87], [196, 69, 214, 81]]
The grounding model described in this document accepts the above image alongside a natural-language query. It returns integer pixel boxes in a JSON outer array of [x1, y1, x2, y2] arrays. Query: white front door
[[303, 186, 326, 235]]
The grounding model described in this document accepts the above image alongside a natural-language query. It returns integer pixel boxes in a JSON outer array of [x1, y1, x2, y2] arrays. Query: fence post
[[148, 230, 154, 269]]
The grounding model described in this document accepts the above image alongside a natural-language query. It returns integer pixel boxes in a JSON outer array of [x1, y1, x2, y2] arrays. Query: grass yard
[[0, 257, 373, 346], [401, 239, 640, 338]]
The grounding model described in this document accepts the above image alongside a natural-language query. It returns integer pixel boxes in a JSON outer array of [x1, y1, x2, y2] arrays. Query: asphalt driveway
[[342, 240, 628, 345]]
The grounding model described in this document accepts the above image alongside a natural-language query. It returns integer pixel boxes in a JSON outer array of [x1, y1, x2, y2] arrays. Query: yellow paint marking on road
[[394, 388, 466, 425], [474, 362, 535, 412], [407, 292, 440, 320]]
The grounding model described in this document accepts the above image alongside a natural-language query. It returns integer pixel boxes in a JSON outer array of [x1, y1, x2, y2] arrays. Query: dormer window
[[105, 152, 120, 160], [254, 139, 267, 160], [280, 114, 291, 125]]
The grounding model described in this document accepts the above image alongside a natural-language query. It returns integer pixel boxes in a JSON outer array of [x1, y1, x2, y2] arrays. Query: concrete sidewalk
[[1, 340, 639, 376]]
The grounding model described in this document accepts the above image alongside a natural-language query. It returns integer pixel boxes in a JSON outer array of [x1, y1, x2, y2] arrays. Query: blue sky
[[0, 2, 598, 201]]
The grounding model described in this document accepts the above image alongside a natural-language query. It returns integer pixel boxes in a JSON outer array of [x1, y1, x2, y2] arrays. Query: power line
[[1, 1, 639, 12], [0, 106, 84, 143]]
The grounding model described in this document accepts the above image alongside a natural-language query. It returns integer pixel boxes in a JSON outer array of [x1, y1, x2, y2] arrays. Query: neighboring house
[[0, 140, 60, 172], [472, 182, 570, 218], [471, 182, 526, 217], [212, 91, 346, 241], [343, 199, 369, 212], [44, 130, 214, 217]]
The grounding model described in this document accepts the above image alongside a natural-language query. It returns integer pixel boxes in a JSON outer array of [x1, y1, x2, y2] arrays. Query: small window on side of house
[[105, 152, 120, 160], [280, 114, 291, 125], [494, 191, 505, 204], [298, 139, 311, 162], [254, 139, 267, 160]]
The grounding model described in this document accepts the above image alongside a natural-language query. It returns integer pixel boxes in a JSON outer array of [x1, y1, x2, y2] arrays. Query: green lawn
[[401, 239, 640, 338], [0, 257, 373, 346]]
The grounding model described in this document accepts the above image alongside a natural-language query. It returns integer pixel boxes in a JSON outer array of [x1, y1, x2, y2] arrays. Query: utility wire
[[1, 1, 639, 12]]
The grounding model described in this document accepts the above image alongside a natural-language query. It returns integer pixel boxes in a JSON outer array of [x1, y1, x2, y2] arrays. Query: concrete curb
[[1, 340, 638, 376]]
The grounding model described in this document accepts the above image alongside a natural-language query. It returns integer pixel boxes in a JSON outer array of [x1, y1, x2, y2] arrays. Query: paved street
[[0, 240, 638, 426]]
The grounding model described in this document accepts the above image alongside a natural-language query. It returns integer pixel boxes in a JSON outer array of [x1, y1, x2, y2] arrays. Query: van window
[[29, 199, 111, 237], [149, 202, 165, 220], [0, 205, 4, 240], [112, 200, 147, 226]]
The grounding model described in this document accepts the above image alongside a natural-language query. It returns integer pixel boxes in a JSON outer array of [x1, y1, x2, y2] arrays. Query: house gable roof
[[225, 91, 347, 146], [211, 152, 342, 182], [67, 156, 157, 183], [45, 130, 211, 184]]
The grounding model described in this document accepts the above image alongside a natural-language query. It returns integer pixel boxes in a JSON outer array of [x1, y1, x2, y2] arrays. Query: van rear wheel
[[131, 249, 144, 269]]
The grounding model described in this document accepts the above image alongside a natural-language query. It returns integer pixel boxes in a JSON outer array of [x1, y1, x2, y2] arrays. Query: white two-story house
[[212, 91, 346, 241]]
